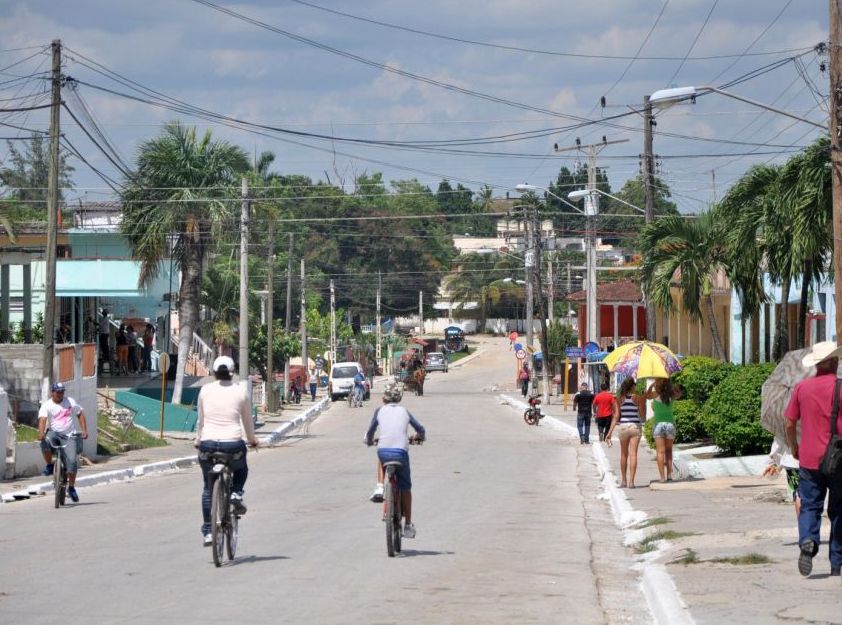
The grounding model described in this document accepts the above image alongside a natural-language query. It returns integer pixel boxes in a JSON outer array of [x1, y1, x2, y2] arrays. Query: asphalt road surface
[[1, 339, 634, 625]]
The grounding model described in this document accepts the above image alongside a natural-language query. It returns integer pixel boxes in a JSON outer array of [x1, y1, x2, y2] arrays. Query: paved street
[[0, 338, 646, 625]]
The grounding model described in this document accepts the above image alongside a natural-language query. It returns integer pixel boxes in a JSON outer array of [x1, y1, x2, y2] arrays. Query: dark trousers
[[798, 467, 842, 568], [198, 440, 248, 535], [99, 334, 109, 364], [309, 382, 317, 401], [521, 380, 528, 397], [577, 412, 591, 441], [596, 417, 611, 441]]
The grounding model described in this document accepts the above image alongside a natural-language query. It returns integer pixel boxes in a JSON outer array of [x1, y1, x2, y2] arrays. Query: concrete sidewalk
[[543, 403, 842, 625]]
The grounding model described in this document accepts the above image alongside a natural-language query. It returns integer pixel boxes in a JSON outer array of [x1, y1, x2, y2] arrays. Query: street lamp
[[649, 85, 828, 130]]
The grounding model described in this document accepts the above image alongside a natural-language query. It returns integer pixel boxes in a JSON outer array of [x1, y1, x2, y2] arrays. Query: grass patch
[[671, 549, 699, 565], [14, 424, 40, 442], [97, 413, 168, 456], [448, 347, 472, 363], [709, 552, 772, 566], [636, 516, 672, 529], [636, 529, 695, 554]]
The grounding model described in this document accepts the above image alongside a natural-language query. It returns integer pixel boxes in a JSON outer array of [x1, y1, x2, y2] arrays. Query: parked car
[[328, 361, 371, 401], [424, 351, 448, 373]]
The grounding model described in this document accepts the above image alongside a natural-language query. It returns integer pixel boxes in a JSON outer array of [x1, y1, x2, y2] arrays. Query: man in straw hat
[[784, 341, 842, 578]]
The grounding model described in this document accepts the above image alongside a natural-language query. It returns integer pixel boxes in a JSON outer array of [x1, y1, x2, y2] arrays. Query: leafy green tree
[[545, 320, 577, 375], [248, 321, 300, 381], [121, 122, 249, 404], [0, 133, 74, 211], [639, 212, 728, 361]]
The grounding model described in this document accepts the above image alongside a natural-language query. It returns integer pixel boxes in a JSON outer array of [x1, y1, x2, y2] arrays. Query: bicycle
[[348, 386, 364, 408], [523, 396, 543, 426], [47, 433, 81, 508], [287, 385, 301, 404], [207, 450, 244, 567], [381, 436, 423, 558]]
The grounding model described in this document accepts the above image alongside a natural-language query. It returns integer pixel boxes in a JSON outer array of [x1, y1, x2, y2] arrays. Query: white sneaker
[[230, 492, 247, 516], [402, 522, 416, 539], [203, 533, 213, 547], [369, 483, 384, 503]]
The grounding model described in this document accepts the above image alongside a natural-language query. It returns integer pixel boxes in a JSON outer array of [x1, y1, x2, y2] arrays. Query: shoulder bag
[[819, 378, 842, 480]]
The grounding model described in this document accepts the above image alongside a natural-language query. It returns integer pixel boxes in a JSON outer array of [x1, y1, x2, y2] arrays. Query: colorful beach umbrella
[[603, 340, 682, 379]]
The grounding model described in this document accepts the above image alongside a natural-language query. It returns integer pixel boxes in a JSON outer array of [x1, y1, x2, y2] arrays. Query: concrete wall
[[1, 388, 10, 478], [0, 345, 42, 425]]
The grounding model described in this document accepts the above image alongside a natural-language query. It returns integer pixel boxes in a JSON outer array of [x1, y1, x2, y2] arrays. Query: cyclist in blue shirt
[[353, 370, 367, 403]]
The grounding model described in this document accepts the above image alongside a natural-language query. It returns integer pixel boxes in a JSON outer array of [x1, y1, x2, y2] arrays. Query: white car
[[328, 362, 370, 402], [424, 351, 448, 373]]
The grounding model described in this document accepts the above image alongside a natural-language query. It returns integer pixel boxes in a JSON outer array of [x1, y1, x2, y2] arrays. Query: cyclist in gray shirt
[[365, 381, 425, 538]]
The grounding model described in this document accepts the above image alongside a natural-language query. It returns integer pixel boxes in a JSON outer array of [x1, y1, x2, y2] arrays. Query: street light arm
[[515, 183, 584, 214], [702, 86, 828, 130], [589, 188, 645, 213]]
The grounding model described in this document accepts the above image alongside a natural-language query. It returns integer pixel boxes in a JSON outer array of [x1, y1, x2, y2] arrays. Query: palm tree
[[121, 122, 249, 404], [639, 212, 728, 361]]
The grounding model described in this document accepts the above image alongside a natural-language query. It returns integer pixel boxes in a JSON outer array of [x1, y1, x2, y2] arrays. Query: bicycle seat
[[206, 451, 242, 464], [382, 460, 403, 468]]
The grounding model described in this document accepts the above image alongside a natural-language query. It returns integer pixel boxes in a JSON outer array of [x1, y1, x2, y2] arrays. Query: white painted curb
[[499, 393, 696, 625], [1, 396, 332, 504]]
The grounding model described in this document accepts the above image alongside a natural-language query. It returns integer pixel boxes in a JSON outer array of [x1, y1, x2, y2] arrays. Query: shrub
[[700, 363, 775, 455], [673, 356, 735, 404]]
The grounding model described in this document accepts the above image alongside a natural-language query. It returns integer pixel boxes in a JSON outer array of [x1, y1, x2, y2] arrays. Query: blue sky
[[0, 0, 828, 212]]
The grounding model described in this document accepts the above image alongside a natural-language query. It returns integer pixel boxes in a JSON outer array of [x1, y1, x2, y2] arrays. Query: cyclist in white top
[[38, 382, 88, 503], [365, 381, 425, 538], [195, 356, 258, 547]]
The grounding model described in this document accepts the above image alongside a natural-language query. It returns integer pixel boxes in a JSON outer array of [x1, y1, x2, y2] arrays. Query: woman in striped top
[[605, 377, 646, 488]]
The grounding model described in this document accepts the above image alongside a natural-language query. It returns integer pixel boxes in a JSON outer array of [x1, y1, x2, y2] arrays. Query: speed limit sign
[[515, 348, 526, 360]]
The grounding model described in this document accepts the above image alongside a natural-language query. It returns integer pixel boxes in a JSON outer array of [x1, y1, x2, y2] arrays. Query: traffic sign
[[584, 341, 600, 355], [565, 346, 586, 358], [515, 348, 526, 360]]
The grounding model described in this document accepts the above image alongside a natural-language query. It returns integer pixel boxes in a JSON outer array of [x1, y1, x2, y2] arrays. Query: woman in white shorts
[[606, 377, 646, 488]]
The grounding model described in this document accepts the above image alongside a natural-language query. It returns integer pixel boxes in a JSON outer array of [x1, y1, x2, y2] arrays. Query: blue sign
[[584, 341, 600, 355], [565, 347, 586, 358], [513, 342, 523, 352]]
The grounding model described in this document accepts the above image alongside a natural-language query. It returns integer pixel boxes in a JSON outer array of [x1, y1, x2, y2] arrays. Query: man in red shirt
[[785, 341, 842, 578], [592, 382, 616, 442]]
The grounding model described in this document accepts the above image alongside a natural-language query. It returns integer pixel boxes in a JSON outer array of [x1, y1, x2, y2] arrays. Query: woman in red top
[[591, 382, 616, 442]]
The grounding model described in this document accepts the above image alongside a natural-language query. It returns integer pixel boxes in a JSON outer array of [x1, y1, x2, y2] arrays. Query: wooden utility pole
[[41, 39, 61, 399], [642, 95, 657, 342], [265, 226, 275, 412], [830, 0, 842, 342], [284, 233, 293, 398], [238, 178, 249, 380]]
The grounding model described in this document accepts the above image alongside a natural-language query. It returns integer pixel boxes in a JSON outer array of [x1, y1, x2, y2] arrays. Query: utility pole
[[300, 259, 307, 370], [524, 210, 535, 393], [418, 290, 424, 334], [830, 0, 842, 343], [642, 96, 657, 342], [284, 233, 293, 398], [238, 178, 249, 381], [529, 202, 551, 404], [265, 226, 275, 412], [547, 258, 554, 324], [329, 279, 336, 364], [41, 39, 61, 399], [555, 137, 628, 353], [376, 271, 382, 372]]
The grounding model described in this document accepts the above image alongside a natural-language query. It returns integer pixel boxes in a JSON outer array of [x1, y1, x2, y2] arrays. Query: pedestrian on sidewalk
[[573, 383, 595, 444], [605, 377, 645, 488], [763, 437, 800, 518], [647, 378, 680, 483], [784, 341, 842, 578], [519, 363, 530, 397], [141, 323, 154, 372], [592, 382, 615, 442], [308, 367, 318, 402], [98, 309, 111, 370]]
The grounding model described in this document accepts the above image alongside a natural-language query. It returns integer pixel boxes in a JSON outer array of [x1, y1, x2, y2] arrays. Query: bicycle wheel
[[211, 477, 226, 567], [53, 451, 63, 509], [393, 481, 402, 554], [523, 409, 537, 425], [385, 468, 396, 557], [226, 496, 239, 561]]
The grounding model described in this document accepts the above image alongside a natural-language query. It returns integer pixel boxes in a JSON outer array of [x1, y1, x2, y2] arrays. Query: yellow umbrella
[[602, 340, 682, 379]]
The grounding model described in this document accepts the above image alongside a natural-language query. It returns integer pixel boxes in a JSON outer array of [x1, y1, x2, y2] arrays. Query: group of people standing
[[96, 309, 155, 374]]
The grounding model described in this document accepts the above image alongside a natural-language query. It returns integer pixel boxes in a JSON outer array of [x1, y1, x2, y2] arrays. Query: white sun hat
[[212, 355, 236, 372], [801, 341, 842, 368]]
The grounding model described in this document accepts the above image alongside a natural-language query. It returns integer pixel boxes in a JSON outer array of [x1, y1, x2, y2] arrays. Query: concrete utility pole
[[642, 95, 657, 342], [830, 0, 842, 342], [418, 290, 423, 334], [524, 213, 534, 393], [265, 226, 275, 412], [238, 178, 249, 380], [376, 271, 382, 371], [300, 259, 307, 369], [329, 279, 336, 365], [284, 233, 293, 398], [529, 203, 551, 404], [547, 258, 554, 324], [41, 39, 61, 399], [555, 137, 628, 351]]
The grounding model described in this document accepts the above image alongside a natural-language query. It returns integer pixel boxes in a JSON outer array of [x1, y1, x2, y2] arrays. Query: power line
[[666, 0, 720, 86]]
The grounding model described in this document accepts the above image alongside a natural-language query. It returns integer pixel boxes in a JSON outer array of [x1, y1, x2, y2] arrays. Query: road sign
[[565, 346, 586, 358], [583, 341, 600, 355], [515, 348, 526, 360]]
